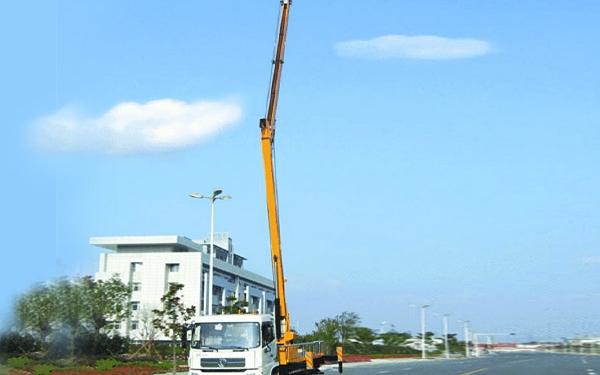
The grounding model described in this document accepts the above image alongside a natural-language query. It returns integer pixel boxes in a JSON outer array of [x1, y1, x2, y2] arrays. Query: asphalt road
[[321, 352, 600, 375]]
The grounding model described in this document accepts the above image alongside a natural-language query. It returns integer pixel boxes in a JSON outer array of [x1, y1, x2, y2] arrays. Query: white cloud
[[31, 98, 243, 155], [334, 35, 492, 60]]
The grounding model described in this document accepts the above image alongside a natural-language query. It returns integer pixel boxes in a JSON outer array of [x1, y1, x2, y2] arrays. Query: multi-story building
[[91, 233, 275, 341]]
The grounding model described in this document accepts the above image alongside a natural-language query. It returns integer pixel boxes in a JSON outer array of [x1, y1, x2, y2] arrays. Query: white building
[[91, 233, 275, 341]]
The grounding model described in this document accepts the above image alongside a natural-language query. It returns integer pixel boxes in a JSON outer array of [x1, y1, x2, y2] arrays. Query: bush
[[51, 364, 158, 375], [7, 356, 32, 369], [74, 332, 129, 357], [0, 332, 42, 356], [32, 364, 60, 375], [154, 343, 185, 358], [95, 358, 121, 371]]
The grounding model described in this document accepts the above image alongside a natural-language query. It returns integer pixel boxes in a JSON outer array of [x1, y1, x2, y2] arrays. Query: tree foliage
[[151, 283, 196, 340], [152, 283, 196, 374], [12, 275, 131, 358], [310, 317, 339, 354], [0, 331, 42, 357], [15, 283, 57, 342], [303, 312, 441, 356], [221, 295, 249, 314], [380, 330, 411, 347], [79, 276, 131, 333], [54, 277, 87, 335], [336, 311, 360, 346], [306, 311, 361, 353]]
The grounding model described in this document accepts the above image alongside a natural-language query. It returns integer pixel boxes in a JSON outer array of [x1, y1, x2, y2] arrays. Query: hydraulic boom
[[188, 3, 342, 375], [259, 0, 294, 351]]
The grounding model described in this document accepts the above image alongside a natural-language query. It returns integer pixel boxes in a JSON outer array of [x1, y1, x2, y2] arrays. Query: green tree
[[355, 327, 376, 345], [15, 283, 57, 343], [380, 330, 411, 347], [311, 317, 339, 354], [80, 275, 131, 334], [309, 312, 361, 354], [336, 311, 360, 347], [13, 275, 133, 359], [346, 326, 376, 353], [221, 295, 249, 314], [379, 330, 416, 355], [445, 333, 462, 354], [54, 277, 86, 336], [152, 283, 196, 374]]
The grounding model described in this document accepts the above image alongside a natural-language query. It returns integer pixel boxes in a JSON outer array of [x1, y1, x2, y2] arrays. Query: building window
[[131, 262, 143, 272], [131, 301, 140, 311], [107, 321, 121, 331], [132, 283, 141, 292], [166, 263, 180, 272], [131, 321, 139, 330]]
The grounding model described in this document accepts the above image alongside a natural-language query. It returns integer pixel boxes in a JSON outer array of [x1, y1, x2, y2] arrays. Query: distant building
[[566, 337, 600, 346], [91, 233, 275, 341]]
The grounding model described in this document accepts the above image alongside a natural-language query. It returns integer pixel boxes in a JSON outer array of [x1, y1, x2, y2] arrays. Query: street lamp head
[[411, 303, 431, 309], [213, 188, 223, 197], [220, 195, 232, 200], [189, 192, 204, 199]]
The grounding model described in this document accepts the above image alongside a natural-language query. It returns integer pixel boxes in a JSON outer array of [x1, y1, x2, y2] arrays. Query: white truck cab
[[188, 314, 278, 375]]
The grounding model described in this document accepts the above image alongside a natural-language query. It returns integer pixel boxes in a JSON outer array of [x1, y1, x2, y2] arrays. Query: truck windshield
[[191, 322, 260, 350]]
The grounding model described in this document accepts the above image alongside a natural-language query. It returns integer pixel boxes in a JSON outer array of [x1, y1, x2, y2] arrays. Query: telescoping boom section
[[188, 2, 342, 375], [259, 0, 293, 348], [259, 1, 342, 374]]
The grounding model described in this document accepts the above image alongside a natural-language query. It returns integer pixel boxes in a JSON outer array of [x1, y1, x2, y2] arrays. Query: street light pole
[[411, 304, 431, 359], [190, 188, 231, 315], [422, 305, 430, 359], [436, 313, 451, 359], [459, 320, 470, 358]]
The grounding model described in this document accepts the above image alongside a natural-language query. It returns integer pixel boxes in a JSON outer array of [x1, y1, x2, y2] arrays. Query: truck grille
[[201, 357, 246, 368]]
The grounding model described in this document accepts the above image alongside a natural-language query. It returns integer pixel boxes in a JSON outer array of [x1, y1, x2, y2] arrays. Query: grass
[[2, 358, 187, 375]]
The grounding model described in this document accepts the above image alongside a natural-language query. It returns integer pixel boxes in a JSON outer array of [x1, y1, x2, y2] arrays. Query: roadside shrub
[[52, 364, 158, 375], [0, 332, 42, 356], [32, 363, 60, 375], [95, 358, 121, 370], [7, 356, 32, 369], [154, 343, 185, 358], [74, 332, 129, 357]]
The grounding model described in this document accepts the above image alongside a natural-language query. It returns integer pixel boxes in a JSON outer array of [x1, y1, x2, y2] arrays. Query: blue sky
[[2, 0, 599, 342]]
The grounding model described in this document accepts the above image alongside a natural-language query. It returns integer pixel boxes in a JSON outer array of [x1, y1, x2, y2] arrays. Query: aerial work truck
[[187, 2, 342, 375]]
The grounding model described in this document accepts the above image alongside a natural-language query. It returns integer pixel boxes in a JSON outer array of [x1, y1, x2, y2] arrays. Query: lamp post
[[411, 304, 430, 359], [435, 313, 451, 359], [190, 188, 231, 315], [459, 320, 470, 358]]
